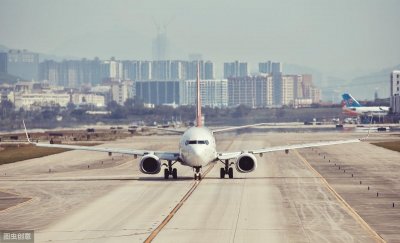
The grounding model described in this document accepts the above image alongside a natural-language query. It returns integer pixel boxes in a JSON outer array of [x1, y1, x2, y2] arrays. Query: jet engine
[[235, 153, 257, 173], [139, 154, 161, 174]]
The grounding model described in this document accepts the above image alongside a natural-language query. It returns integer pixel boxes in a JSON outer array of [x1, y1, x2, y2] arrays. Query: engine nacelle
[[139, 154, 161, 174], [235, 153, 257, 173]]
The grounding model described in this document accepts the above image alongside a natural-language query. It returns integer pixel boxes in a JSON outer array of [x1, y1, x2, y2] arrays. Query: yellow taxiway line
[[144, 164, 215, 243], [0, 188, 38, 214]]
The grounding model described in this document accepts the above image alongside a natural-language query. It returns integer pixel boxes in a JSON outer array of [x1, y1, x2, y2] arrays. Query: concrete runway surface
[[0, 130, 399, 242]]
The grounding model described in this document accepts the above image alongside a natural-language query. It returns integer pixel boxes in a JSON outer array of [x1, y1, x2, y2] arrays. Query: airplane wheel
[[220, 168, 225, 178], [164, 169, 169, 179], [194, 174, 198, 180], [172, 168, 178, 179], [198, 173, 202, 180], [228, 167, 234, 179]]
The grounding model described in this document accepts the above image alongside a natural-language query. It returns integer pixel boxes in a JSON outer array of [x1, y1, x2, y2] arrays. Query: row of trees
[[0, 98, 258, 130]]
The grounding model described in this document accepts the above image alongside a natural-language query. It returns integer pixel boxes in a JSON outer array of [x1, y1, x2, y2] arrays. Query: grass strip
[[372, 141, 400, 153], [0, 143, 101, 165]]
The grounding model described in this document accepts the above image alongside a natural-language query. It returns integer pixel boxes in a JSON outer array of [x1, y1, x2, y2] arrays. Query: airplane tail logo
[[342, 93, 361, 108]]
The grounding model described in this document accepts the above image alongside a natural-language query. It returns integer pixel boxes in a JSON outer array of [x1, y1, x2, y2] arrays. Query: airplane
[[22, 66, 363, 180], [342, 93, 389, 117]]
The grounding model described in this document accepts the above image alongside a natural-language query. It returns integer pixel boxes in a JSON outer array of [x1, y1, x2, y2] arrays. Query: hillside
[[347, 65, 400, 99]]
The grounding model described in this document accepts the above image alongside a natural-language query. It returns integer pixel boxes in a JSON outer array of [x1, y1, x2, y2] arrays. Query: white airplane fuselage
[[343, 106, 389, 116], [179, 126, 217, 168]]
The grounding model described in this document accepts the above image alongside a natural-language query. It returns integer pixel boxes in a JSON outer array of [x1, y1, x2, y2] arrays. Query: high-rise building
[[105, 58, 123, 80], [309, 86, 321, 103], [40, 58, 103, 87], [152, 60, 171, 80], [228, 76, 273, 107], [122, 60, 140, 81], [239, 62, 248, 77], [224, 61, 248, 78], [180, 79, 227, 107], [7, 49, 39, 80], [140, 61, 152, 80], [271, 62, 282, 74], [0, 52, 7, 73], [272, 72, 282, 105], [152, 31, 169, 60], [259, 61, 272, 73], [390, 70, 400, 113], [136, 80, 180, 105], [204, 61, 214, 79], [171, 60, 184, 80], [65, 60, 80, 88], [301, 74, 313, 99], [186, 60, 205, 80], [39, 60, 58, 84], [110, 80, 134, 106], [281, 76, 294, 106], [290, 75, 303, 99]]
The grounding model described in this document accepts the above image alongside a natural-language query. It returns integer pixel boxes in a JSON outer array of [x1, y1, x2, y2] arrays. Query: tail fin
[[196, 62, 202, 127], [342, 93, 361, 107]]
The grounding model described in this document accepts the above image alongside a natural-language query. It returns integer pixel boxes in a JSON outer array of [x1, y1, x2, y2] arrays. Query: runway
[[0, 131, 399, 242]]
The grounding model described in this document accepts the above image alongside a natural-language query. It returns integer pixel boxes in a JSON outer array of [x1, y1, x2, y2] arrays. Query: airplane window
[[198, 141, 205, 144], [185, 141, 189, 145], [188, 140, 197, 144], [205, 140, 209, 145]]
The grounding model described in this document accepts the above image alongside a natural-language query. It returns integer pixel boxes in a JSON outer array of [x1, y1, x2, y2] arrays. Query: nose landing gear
[[164, 160, 178, 179], [220, 160, 234, 179], [194, 166, 202, 180]]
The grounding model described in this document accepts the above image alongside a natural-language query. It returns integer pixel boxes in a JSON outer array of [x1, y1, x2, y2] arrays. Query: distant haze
[[1, 0, 399, 79]]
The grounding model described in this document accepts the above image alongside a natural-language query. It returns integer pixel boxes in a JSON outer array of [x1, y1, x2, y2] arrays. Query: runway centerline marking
[[294, 149, 385, 243], [144, 163, 215, 243]]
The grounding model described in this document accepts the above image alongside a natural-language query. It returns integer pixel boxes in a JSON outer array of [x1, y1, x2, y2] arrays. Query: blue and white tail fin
[[342, 93, 361, 107]]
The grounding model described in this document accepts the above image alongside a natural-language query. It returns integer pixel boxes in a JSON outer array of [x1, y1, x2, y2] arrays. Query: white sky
[[1, 0, 399, 75]]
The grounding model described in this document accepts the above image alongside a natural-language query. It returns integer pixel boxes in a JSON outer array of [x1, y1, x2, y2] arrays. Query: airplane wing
[[148, 127, 185, 134], [212, 123, 274, 133], [22, 121, 180, 161], [34, 142, 180, 161], [217, 138, 361, 160]]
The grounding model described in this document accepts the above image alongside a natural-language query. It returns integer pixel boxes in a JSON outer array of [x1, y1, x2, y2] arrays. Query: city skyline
[[0, 0, 399, 78]]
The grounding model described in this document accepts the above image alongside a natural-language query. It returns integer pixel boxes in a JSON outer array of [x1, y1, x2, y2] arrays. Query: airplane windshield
[[185, 140, 209, 145]]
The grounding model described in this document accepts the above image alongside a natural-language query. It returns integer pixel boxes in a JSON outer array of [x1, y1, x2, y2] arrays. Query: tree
[[0, 100, 14, 118], [232, 104, 250, 118]]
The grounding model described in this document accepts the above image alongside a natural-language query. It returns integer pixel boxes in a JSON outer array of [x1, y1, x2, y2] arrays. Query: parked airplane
[[23, 67, 363, 180], [342, 93, 389, 116]]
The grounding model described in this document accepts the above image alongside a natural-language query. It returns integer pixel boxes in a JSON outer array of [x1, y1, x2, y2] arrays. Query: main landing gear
[[164, 160, 178, 179], [194, 166, 202, 180], [220, 160, 234, 179]]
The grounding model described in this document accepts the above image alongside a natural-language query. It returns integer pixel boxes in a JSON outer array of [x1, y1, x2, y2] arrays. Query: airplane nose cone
[[190, 147, 206, 166]]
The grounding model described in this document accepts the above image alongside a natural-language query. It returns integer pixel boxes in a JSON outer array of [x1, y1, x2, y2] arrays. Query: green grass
[[0, 145, 68, 165], [0, 143, 101, 165], [372, 141, 400, 153]]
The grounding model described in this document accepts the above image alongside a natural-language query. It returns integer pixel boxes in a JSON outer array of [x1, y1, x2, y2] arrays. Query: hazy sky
[[1, 0, 399, 75]]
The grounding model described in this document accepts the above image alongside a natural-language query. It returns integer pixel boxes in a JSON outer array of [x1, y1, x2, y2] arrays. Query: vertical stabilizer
[[342, 93, 362, 107], [196, 62, 202, 127]]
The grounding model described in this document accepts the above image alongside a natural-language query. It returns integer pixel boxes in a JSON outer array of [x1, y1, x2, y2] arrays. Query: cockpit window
[[185, 140, 209, 145]]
